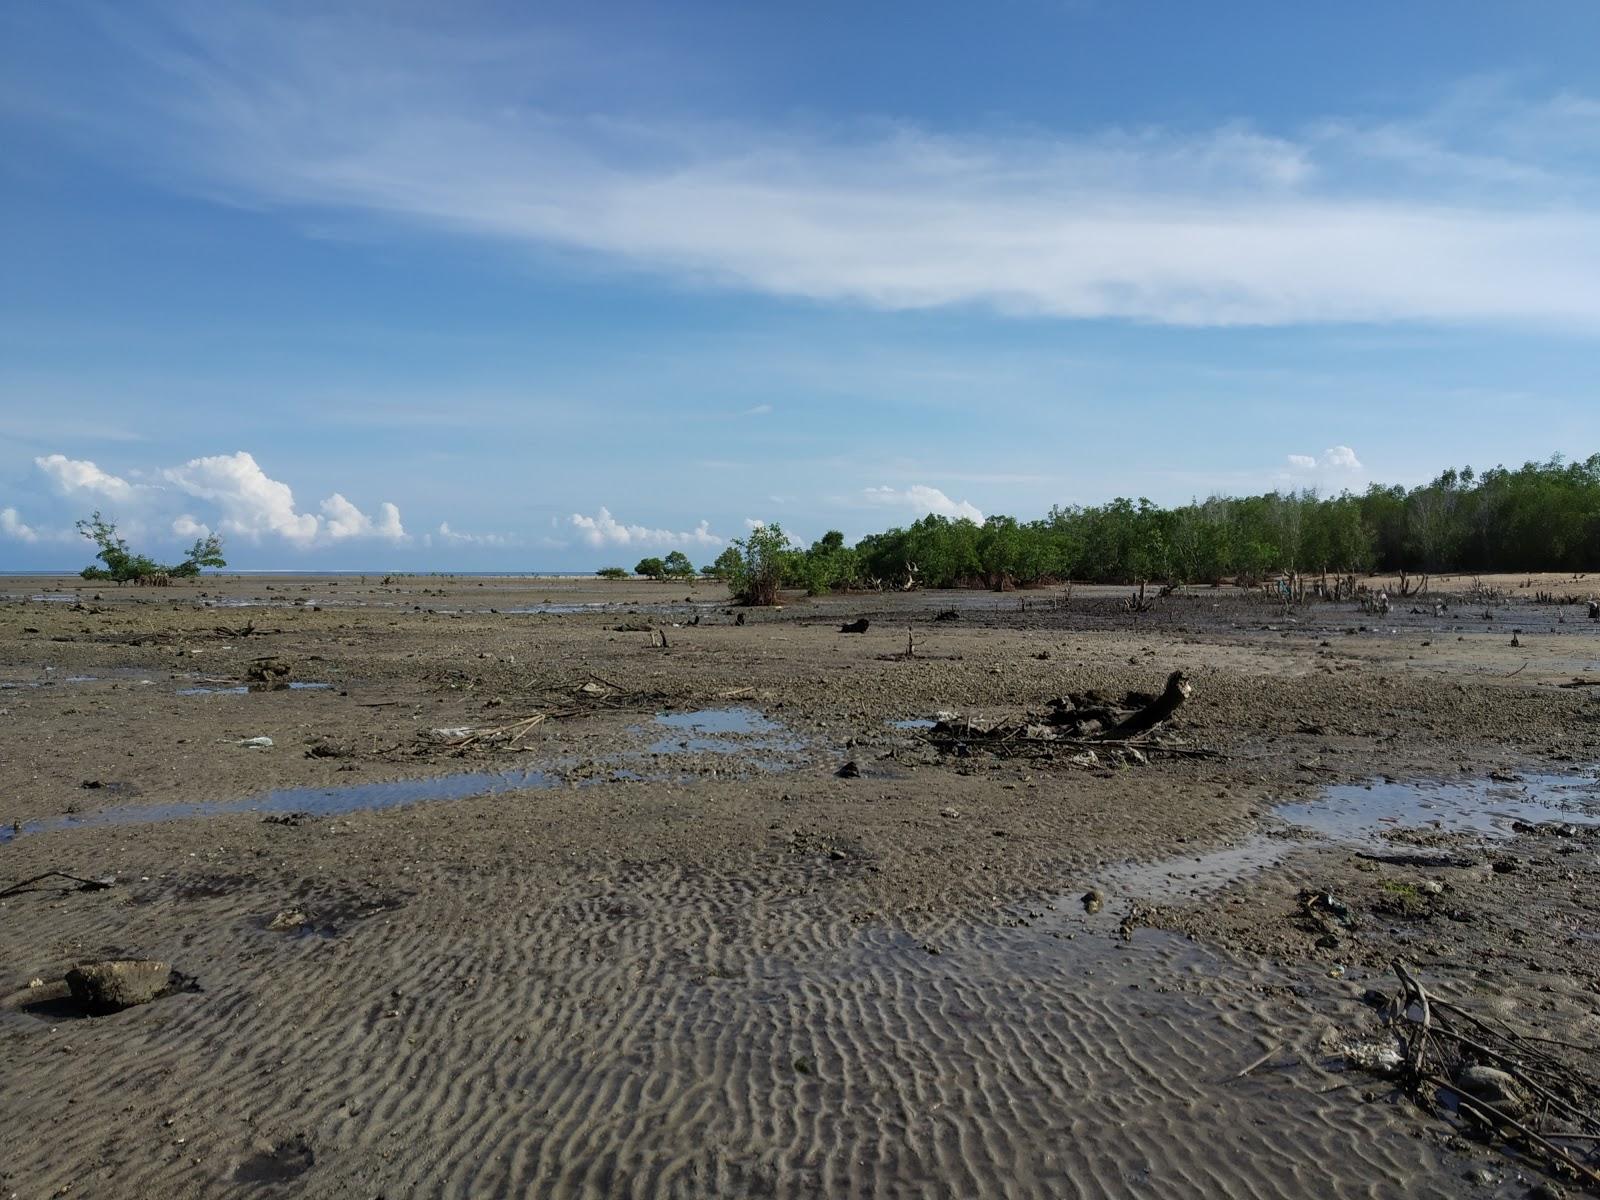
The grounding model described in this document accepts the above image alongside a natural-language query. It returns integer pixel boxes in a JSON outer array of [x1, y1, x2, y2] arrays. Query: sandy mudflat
[[2, 572, 1598, 1197]]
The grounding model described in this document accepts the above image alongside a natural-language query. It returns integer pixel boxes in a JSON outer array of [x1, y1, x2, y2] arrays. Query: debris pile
[[1352, 961, 1600, 1189], [923, 671, 1211, 764]]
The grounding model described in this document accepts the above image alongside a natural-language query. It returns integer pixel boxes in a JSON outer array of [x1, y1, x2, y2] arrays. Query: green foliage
[[634, 556, 666, 580], [700, 546, 743, 581], [596, 566, 629, 580], [844, 455, 1600, 588], [792, 530, 860, 595], [728, 521, 793, 605], [76, 511, 226, 583], [662, 550, 696, 579]]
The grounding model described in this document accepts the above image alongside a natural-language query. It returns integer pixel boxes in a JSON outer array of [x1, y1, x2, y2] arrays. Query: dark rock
[[835, 761, 861, 779]]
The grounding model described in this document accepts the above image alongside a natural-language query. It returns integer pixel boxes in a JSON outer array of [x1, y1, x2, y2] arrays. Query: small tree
[[635, 556, 666, 580], [596, 566, 629, 580], [662, 550, 695, 580], [76, 511, 225, 583], [728, 522, 791, 606]]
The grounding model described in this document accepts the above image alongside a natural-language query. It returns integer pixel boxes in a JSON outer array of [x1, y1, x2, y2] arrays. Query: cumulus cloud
[[80, 12, 1600, 330], [171, 514, 210, 539], [161, 451, 406, 546], [34, 454, 137, 502], [320, 493, 408, 542], [1, 507, 39, 543], [437, 521, 517, 547], [569, 507, 723, 549], [1287, 446, 1363, 473], [861, 484, 984, 523], [163, 451, 319, 544]]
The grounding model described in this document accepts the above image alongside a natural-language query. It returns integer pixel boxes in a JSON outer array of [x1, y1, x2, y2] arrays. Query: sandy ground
[[1, 572, 1598, 1197]]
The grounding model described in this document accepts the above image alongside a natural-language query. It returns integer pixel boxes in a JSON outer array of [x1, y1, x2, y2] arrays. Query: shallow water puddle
[[1279, 772, 1600, 840], [1106, 770, 1600, 906], [1, 768, 556, 843], [176, 681, 333, 696], [647, 707, 805, 754]]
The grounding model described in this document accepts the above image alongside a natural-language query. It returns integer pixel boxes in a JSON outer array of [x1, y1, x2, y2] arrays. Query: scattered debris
[[1363, 961, 1600, 1189], [235, 736, 274, 749], [268, 909, 309, 931], [923, 671, 1209, 764]]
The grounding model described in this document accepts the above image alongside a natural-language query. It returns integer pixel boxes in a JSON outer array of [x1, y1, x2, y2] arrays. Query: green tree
[[76, 511, 225, 583], [596, 566, 629, 580], [662, 550, 696, 579], [728, 522, 791, 605], [634, 556, 666, 580]]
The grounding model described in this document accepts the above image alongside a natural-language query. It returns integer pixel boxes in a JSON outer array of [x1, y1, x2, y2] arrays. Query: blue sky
[[3, 1, 1598, 570]]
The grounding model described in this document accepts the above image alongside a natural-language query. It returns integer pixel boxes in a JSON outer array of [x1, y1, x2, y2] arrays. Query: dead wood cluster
[[1378, 961, 1600, 1189], [923, 671, 1213, 764]]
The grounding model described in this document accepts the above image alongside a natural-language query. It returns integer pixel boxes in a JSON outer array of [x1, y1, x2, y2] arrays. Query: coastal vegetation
[[76, 511, 226, 584]]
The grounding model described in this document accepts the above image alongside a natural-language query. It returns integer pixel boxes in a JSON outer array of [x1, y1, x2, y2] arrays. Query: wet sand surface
[[2, 573, 1598, 1197]]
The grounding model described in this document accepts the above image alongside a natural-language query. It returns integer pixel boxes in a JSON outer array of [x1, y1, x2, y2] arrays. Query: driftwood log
[[1098, 670, 1193, 739]]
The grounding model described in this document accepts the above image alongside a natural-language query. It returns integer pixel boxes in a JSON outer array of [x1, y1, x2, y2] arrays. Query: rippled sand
[[3, 860, 1473, 1198]]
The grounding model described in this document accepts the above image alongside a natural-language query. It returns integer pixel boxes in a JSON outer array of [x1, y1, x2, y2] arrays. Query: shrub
[[728, 522, 791, 606], [77, 511, 225, 584]]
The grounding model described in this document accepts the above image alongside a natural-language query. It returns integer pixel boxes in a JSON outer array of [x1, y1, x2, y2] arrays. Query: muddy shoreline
[[3, 573, 1598, 1197]]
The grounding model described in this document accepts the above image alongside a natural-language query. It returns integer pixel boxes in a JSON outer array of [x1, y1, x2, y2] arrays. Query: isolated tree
[[634, 556, 666, 580], [728, 522, 791, 606], [596, 566, 628, 580], [76, 511, 225, 583], [662, 550, 696, 579]]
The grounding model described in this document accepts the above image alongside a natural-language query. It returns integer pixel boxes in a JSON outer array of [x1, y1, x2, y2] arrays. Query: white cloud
[[172, 514, 210, 539], [1, 507, 39, 543], [375, 501, 406, 541], [160, 450, 407, 546], [320, 493, 409, 543], [1287, 445, 1363, 473], [861, 484, 984, 523], [34, 454, 137, 503], [569, 507, 723, 549], [438, 521, 517, 547], [102, 18, 1600, 331], [743, 404, 773, 416], [163, 451, 320, 545]]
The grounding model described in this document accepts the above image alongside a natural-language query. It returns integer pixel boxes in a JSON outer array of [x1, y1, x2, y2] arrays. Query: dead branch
[[0, 871, 113, 899]]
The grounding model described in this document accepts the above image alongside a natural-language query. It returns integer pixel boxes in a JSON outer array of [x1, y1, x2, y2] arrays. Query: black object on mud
[[839, 619, 870, 634]]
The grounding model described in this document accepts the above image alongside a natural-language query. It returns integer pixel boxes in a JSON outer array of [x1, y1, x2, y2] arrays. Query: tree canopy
[[747, 455, 1600, 596]]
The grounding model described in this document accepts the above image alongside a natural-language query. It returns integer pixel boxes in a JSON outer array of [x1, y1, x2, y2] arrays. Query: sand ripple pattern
[[3, 863, 1464, 1199]]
